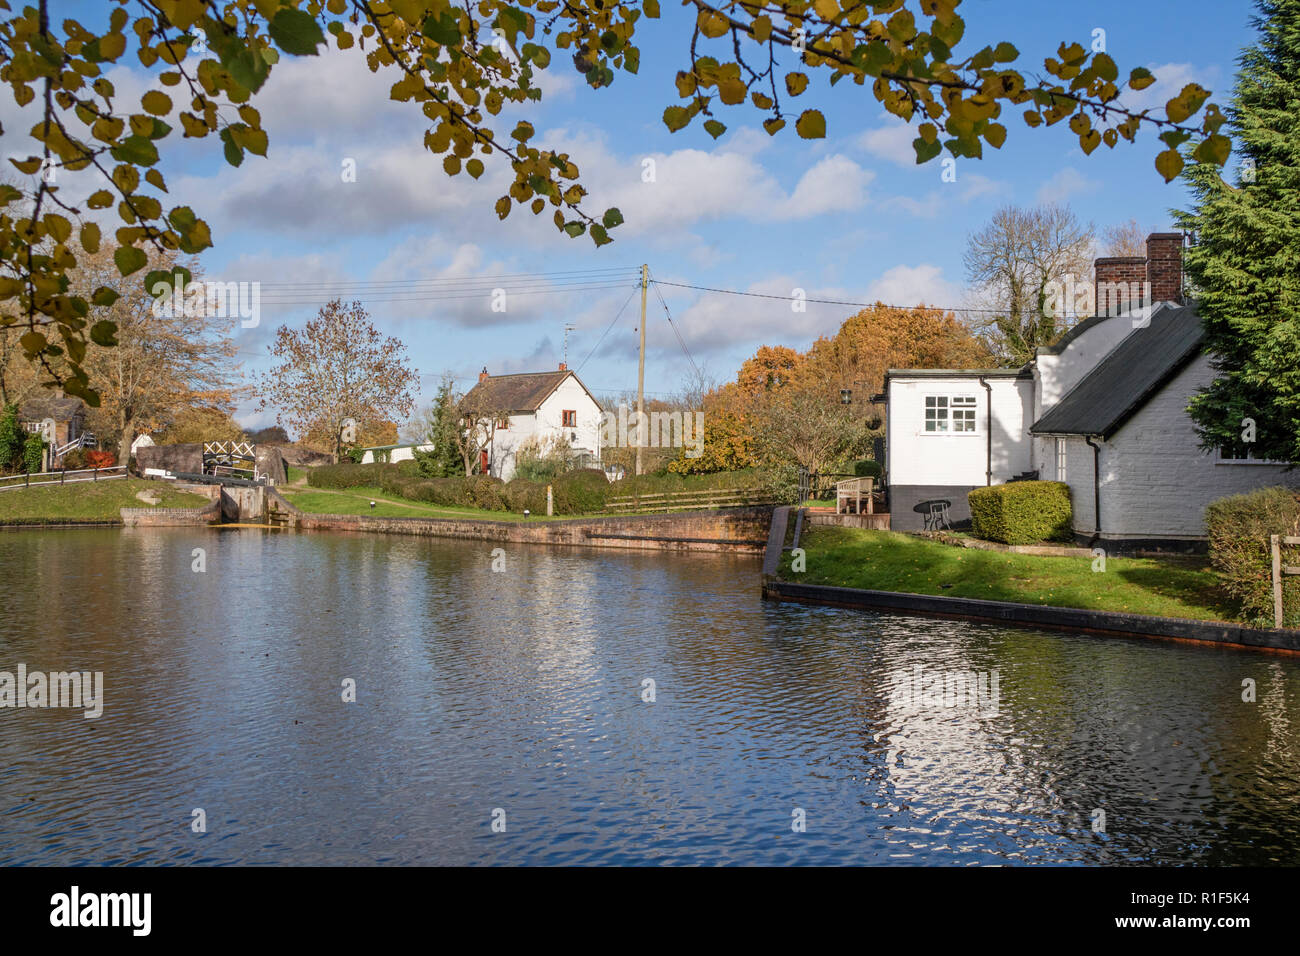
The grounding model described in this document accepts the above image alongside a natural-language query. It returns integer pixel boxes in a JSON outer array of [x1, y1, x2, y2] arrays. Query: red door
[[480, 450, 489, 474]]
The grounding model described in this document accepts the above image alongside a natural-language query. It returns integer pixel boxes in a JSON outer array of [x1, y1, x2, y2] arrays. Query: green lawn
[[278, 485, 572, 521], [286, 465, 308, 484], [781, 526, 1236, 622], [0, 478, 210, 524]]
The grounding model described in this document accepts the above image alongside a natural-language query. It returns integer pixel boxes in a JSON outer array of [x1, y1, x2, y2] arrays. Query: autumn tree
[[69, 243, 240, 456], [805, 302, 993, 400], [0, 1, 1231, 401], [256, 299, 418, 463], [964, 204, 1095, 365], [157, 405, 245, 444]]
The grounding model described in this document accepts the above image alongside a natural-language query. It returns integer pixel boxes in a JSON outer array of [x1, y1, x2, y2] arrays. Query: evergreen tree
[[414, 374, 466, 478], [1177, 0, 1300, 463]]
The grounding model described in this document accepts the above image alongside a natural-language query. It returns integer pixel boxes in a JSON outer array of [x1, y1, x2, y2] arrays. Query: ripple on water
[[0, 528, 1298, 865]]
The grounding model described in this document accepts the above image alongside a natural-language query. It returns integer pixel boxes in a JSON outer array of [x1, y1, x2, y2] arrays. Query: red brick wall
[[1145, 232, 1185, 304], [1094, 257, 1146, 316]]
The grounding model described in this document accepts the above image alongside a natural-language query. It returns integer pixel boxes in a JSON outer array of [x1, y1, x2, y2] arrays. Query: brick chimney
[[558, 361, 567, 372], [1093, 256, 1146, 318], [478, 366, 489, 383], [1145, 232, 1185, 304]]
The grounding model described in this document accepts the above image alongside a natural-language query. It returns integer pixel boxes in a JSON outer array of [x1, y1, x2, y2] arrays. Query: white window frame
[[923, 394, 978, 435], [1215, 446, 1289, 466], [1055, 438, 1067, 481]]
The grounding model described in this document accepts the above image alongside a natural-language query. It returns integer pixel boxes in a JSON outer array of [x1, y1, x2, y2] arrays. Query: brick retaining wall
[[267, 489, 770, 553]]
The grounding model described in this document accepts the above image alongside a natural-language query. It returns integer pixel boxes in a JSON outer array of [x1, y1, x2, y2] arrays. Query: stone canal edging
[[120, 496, 221, 526], [267, 488, 771, 553], [761, 506, 1300, 654]]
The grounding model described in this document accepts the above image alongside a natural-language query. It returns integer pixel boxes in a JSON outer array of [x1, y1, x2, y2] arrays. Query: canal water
[[1, 527, 1298, 865]]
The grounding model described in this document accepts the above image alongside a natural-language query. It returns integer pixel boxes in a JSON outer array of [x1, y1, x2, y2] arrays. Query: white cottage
[[461, 363, 603, 481], [885, 232, 1299, 547]]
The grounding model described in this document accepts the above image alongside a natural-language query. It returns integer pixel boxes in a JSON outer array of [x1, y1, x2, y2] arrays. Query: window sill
[[1215, 459, 1289, 466]]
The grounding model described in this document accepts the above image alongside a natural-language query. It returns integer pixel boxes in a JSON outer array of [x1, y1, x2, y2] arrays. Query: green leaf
[[993, 42, 1019, 62], [795, 109, 826, 139], [602, 207, 624, 229], [563, 221, 585, 238], [114, 246, 147, 276], [220, 127, 245, 167], [913, 137, 942, 164], [422, 11, 461, 46], [269, 8, 326, 56], [703, 119, 726, 139], [1155, 148, 1184, 183], [91, 286, 120, 307], [109, 135, 159, 166], [90, 320, 119, 347]]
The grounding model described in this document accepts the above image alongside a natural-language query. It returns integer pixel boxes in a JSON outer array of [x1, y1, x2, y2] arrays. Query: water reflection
[[0, 527, 1297, 865]]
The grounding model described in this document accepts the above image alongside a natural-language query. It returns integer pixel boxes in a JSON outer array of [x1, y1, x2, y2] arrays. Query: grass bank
[[0, 478, 210, 525], [780, 526, 1235, 623]]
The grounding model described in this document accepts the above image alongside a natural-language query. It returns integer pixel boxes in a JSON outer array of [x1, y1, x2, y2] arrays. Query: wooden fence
[[0, 464, 127, 492], [605, 486, 777, 514], [1271, 534, 1300, 628]]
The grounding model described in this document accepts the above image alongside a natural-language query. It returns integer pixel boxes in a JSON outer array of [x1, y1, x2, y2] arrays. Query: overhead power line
[[649, 278, 1014, 315]]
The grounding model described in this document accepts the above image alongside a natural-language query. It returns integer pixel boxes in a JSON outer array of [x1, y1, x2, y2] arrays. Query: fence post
[[1273, 534, 1284, 629]]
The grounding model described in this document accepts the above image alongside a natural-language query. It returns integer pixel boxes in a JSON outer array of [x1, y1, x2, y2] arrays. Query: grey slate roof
[[18, 394, 86, 422], [1030, 303, 1204, 438], [462, 370, 595, 413]]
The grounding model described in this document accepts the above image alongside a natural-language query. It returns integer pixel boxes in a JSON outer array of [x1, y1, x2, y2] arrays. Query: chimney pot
[[558, 362, 567, 372], [478, 366, 489, 383]]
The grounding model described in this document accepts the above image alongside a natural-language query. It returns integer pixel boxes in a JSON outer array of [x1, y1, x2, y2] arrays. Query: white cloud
[[863, 264, 962, 309], [858, 116, 916, 167], [1036, 166, 1098, 205]]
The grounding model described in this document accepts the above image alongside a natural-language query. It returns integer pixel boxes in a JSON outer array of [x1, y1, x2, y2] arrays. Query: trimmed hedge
[[1205, 487, 1300, 627], [312, 462, 781, 515], [852, 459, 883, 479], [968, 480, 1072, 545], [309, 462, 386, 488]]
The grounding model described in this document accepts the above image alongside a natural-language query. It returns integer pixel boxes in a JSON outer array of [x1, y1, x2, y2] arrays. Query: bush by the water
[[1205, 487, 1300, 627], [968, 481, 1072, 545]]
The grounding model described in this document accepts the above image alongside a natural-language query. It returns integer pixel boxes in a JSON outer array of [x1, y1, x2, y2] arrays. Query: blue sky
[[23, 1, 1260, 428]]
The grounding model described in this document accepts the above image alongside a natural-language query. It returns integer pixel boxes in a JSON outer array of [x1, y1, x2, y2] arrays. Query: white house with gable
[[885, 232, 1299, 548], [461, 363, 603, 481]]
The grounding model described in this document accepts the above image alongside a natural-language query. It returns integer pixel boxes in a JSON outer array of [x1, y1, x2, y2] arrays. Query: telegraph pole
[[635, 263, 648, 475]]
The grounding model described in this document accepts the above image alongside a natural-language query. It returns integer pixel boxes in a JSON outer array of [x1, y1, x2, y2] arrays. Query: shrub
[[86, 449, 116, 469], [23, 434, 44, 473], [968, 481, 1072, 545], [0, 404, 23, 472], [309, 462, 390, 489], [503, 479, 547, 513], [551, 468, 610, 513], [62, 448, 87, 470], [852, 459, 883, 480], [1205, 487, 1300, 627]]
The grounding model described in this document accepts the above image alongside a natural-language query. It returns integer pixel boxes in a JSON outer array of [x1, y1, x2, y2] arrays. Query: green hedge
[[318, 463, 781, 515], [307, 462, 391, 488], [852, 459, 883, 479], [1205, 487, 1300, 627], [968, 480, 1072, 545]]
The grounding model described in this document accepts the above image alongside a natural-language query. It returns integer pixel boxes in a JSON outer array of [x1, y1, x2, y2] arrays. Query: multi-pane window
[[562, 410, 577, 428], [951, 395, 977, 432], [1056, 438, 1067, 481], [925, 395, 976, 432]]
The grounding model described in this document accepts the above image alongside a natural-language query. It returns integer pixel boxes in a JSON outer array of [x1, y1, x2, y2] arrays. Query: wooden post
[[1273, 534, 1284, 628], [635, 263, 647, 475]]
